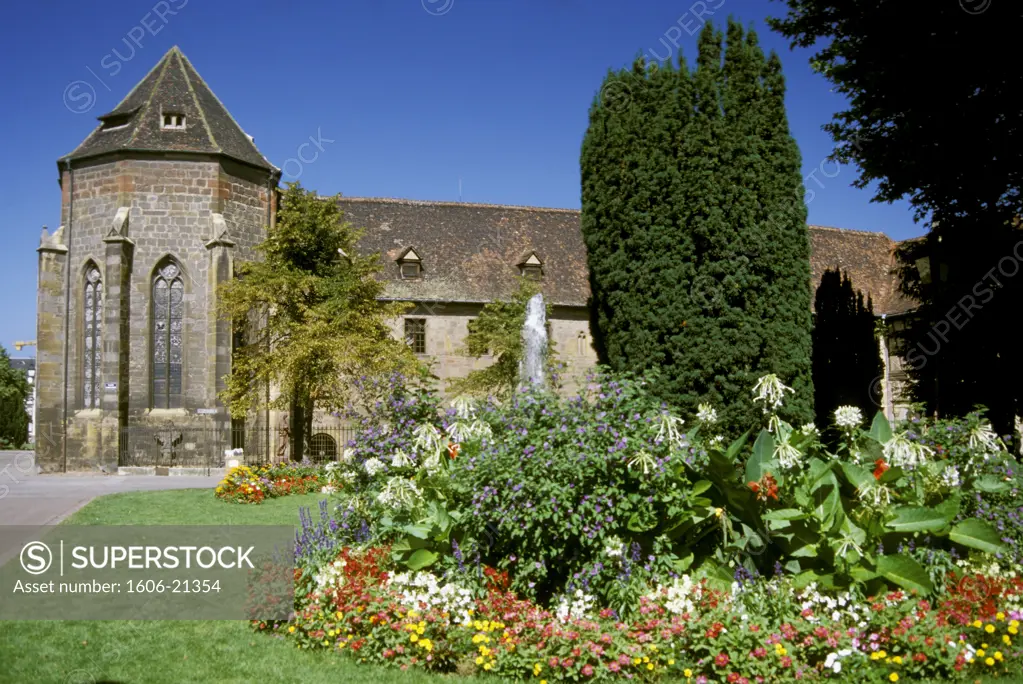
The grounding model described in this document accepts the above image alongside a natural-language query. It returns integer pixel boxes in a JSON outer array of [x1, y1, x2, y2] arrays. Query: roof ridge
[[176, 50, 220, 153], [128, 49, 174, 146], [338, 196, 582, 214], [175, 49, 276, 170], [808, 223, 891, 239]]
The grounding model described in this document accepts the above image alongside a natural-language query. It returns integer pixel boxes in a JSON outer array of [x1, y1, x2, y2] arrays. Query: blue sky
[[0, 0, 924, 356]]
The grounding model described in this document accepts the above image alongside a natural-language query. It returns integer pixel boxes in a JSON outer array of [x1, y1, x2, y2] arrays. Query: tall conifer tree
[[582, 20, 813, 435]]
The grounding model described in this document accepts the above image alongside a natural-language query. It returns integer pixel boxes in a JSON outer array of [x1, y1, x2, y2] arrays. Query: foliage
[[447, 278, 558, 399], [581, 20, 813, 437], [769, 2, 1023, 440], [811, 269, 884, 441], [0, 345, 30, 449], [215, 463, 324, 504], [218, 182, 417, 459]]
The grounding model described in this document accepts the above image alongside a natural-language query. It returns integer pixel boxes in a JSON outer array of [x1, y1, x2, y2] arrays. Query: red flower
[[715, 652, 730, 668], [873, 458, 889, 480], [727, 673, 740, 683], [748, 481, 761, 494], [447, 442, 460, 460]]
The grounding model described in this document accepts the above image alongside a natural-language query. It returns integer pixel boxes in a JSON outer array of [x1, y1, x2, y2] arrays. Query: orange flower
[[874, 458, 890, 480], [448, 442, 460, 460]]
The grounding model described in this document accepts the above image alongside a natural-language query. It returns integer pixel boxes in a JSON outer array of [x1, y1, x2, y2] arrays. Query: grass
[[0, 489, 482, 684], [61, 488, 329, 526]]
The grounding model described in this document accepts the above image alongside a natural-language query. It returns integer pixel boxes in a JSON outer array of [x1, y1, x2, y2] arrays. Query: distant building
[[9, 358, 35, 442], [36, 46, 915, 472]]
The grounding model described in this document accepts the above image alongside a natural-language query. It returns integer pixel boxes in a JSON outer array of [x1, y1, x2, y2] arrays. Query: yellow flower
[[995, 651, 1004, 661], [892, 656, 902, 665], [668, 659, 675, 666], [643, 657, 650, 663], [1004, 634, 1012, 645], [475, 657, 483, 665], [889, 674, 899, 682], [634, 658, 642, 665], [417, 626, 425, 635], [997, 612, 1006, 621], [986, 624, 996, 634], [409, 634, 418, 643], [483, 663, 492, 671], [421, 639, 433, 652], [1011, 619, 1020, 628], [1010, 626, 1019, 635], [647, 663, 654, 671], [986, 657, 995, 666], [336, 611, 343, 619], [977, 649, 986, 658], [973, 620, 983, 628], [715, 507, 724, 517], [684, 669, 693, 678]]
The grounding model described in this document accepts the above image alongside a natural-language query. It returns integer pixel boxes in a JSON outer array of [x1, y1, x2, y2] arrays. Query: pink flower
[[727, 673, 740, 683], [739, 678, 750, 684], [563, 658, 575, 668], [715, 652, 730, 668], [780, 656, 793, 668], [549, 657, 560, 667], [608, 661, 621, 673], [752, 647, 767, 659], [582, 664, 594, 676], [618, 654, 632, 666]]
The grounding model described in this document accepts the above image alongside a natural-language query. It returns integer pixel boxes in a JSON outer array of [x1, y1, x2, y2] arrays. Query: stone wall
[[387, 302, 598, 396], [37, 154, 273, 471]]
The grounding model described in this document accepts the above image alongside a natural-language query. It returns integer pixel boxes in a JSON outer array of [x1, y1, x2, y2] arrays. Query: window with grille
[[152, 260, 184, 408], [83, 264, 103, 409], [404, 318, 426, 354]]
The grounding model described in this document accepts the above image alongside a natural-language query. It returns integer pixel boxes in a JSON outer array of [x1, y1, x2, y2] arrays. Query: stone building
[[36, 46, 913, 472], [36, 46, 279, 472]]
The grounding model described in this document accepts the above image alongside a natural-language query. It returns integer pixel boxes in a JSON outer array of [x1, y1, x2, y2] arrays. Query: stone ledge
[[117, 466, 225, 477]]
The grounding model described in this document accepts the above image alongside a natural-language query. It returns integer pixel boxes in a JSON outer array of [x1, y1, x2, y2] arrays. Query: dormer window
[[397, 247, 423, 279], [161, 112, 186, 129], [518, 251, 544, 280]]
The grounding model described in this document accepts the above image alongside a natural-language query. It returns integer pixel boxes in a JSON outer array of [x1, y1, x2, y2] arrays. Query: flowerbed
[[215, 463, 324, 504], [256, 542, 1023, 681], [256, 370, 1023, 680]]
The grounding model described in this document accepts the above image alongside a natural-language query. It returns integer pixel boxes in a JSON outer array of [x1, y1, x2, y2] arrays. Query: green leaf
[[725, 430, 751, 463], [745, 429, 774, 484], [689, 480, 713, 496], [402, 523, 432, 540], [887, 506, 955, 533], [840, 462, 874, 491], [879, 466, 905, 485], [868, 412, 893, 445], [974, 475, 1012, 494], [876, 554, 933, 594], [949, 519, 1006, 554], [405, 549, 439, 571], [627, 510, 657, 533], [849, 565, 878, 583], [762, 508, 809, 521], [790, 543, 818, 558]]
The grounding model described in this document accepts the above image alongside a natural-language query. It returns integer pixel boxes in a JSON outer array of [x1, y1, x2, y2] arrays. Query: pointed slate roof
[[60, 46, 274, 171]]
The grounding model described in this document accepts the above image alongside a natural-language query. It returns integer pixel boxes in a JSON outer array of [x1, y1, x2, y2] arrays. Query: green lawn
[[0, 489, 485, 684]]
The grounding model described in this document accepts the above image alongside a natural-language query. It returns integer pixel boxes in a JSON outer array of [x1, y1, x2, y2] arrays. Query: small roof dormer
[[518, 250, 544, 280], [397, 246, 423, 279]]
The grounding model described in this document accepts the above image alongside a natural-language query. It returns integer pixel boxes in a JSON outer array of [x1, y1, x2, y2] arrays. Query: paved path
[[0, 451, 221, 526]]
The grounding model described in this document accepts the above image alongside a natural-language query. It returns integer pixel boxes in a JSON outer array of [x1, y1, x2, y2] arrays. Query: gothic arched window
[[152, 260, 184, 409], [83, 264, 103, 409]]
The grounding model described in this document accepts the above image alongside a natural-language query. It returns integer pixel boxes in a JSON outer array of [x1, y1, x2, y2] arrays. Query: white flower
[[697, 403, 718, 424], [339, 448, 355, 465], [774, 434, 802, 470], [391, 449, 413, 468], [710, 435, 724, 446], [752, 374, 794, 411], [451, 395, 476, 420], [555, 589, 596, 622], [320, 484, 337, 494], [627, 450, 658, 475], [883, 432, 933, 470], [363, 457, 387, 477], [941, 464, 961, 488], [654, 413, 686, 451], [376, 477, 421, 510], [969, 422, 1001, 457], [800, 422, 819, 436], [645, 575, 704, 617], [857, 481, 893, 508], [604, 536, 625, 558], [834, 405, 863, 429], [412, 423, 444, 460]]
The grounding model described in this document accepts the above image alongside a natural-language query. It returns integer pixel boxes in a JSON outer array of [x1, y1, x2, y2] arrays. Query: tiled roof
[[342, 197, 910, 315], [60, 46, 274, 171]]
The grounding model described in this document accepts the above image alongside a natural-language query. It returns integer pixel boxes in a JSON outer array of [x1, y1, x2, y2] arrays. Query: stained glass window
[[83, 265, 102, 409], [152, 261, 184, 409]]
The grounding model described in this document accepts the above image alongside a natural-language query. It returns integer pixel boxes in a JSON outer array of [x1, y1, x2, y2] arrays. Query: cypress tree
[[812, 269, 884, 437], [581, 20, 813, 434]]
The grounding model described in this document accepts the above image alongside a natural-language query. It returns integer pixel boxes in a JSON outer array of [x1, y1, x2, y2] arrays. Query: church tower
[[36, 46, 280, 472]]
